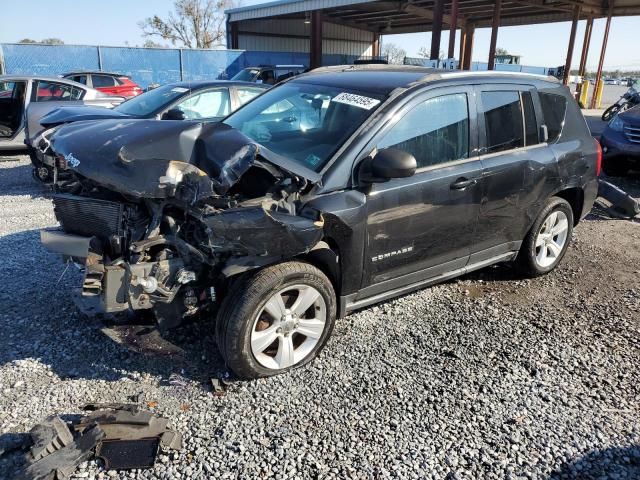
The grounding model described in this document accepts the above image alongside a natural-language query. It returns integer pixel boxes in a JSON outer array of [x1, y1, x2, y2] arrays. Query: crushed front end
[[41, 120, 324, 330]]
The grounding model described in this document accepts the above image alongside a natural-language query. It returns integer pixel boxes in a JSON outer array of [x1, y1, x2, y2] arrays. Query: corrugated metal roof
[[228, 0, 640, 29], [227, 0, 374, 22]]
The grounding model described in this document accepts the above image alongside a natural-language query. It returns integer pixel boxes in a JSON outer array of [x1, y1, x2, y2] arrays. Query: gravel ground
[[0, 155, 639, 480]]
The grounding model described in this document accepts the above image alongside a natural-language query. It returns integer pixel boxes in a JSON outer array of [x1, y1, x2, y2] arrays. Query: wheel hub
[[279, 310, 298, 335]]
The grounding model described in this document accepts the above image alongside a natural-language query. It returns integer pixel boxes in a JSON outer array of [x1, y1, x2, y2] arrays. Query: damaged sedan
[[41, 66, 599, 378]]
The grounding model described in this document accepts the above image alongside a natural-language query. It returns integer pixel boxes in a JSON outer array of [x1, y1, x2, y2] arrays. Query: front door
[[360, 87, 482, 297]]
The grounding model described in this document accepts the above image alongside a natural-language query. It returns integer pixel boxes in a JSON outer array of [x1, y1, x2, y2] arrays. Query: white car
[[0, 75, 123, 151]]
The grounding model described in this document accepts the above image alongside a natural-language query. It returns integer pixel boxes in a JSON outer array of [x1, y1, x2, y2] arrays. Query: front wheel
[[517, 197, 574, 277], [601, 104, 622, 122], [216, 262, 336, 379]]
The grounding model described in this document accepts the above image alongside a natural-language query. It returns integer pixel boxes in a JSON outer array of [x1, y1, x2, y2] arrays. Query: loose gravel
[[1, 156, 639, 480]]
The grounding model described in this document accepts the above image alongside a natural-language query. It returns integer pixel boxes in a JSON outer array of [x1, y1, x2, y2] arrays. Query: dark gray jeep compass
[[41, 65, 600, 378]]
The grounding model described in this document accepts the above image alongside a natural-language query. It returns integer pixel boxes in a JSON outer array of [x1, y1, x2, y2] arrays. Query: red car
[[62, 71, 142, 98]]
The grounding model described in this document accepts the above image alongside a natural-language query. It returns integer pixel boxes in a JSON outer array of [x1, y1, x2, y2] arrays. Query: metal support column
[[462, 24, 475, 70], [430, 0, 444, 60], [447, 0, 459, 59], [590, 3, 613, 108], [459, 27, 466, 69], [372, 32, 380, 57], [579, 17, 593, 77], [310, 10, 323, 69], [563, 5, 581, 85], [487, 0, 502, 70]]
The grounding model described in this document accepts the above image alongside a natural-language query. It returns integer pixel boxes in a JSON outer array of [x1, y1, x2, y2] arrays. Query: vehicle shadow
[[0, 161, 51, 199], [549, 445, 640, 479], [0, 228, 227, 389]]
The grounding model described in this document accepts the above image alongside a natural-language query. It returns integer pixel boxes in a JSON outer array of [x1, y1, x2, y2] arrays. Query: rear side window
[[35, 81, 84, 102], [539, 92, 567, 142], [481, 91, 524, 153], [92, 75, 117, 88], [379, 93, 470, 168]]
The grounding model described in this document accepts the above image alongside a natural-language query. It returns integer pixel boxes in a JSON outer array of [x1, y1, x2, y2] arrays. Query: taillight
[[595, 139, 603, 176]]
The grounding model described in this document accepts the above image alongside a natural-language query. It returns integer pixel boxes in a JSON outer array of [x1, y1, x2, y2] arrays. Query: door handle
[[450, 177, 477, 190]]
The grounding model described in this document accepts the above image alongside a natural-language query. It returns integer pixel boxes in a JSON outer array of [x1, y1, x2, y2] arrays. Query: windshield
[[223, 82, 385, 171], [115, 84, 189, 116], [231, 68, 260, 82]]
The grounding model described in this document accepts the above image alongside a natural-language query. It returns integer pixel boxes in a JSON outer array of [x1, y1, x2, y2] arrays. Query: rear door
[[359, 86, 482, 295], [472, 85, 556, 262]]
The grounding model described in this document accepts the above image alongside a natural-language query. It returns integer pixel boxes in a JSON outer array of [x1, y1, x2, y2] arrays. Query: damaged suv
[[41, 66, 600, 378]]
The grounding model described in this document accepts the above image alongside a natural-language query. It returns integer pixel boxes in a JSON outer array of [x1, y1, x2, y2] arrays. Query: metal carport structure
[[227, 0, 640, 107]]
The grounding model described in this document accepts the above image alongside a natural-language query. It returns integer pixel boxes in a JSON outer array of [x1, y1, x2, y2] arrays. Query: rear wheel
[[601, 104, 621, 122], [517, 197, 574, 277], [216, 262, 336, 379]]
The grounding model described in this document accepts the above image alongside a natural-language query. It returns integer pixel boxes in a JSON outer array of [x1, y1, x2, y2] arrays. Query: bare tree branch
[[138, 0, 235, 49]]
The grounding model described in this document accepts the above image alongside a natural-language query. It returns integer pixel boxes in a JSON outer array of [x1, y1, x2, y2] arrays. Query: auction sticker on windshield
[[332, 92, 380, 110]]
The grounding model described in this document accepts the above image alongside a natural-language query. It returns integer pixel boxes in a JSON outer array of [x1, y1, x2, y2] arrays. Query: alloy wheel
[[534, 210, 569, 268], [250, 284, 327, 370]]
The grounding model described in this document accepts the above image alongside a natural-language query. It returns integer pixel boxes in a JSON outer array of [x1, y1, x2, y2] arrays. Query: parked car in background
[[600, 105, 640, 175], [231, 65, 306, 85], [0, 75, 123, 151], [62, 71, 143, 98], [41, 66, 599, 379], [30, 80, 269, 181]]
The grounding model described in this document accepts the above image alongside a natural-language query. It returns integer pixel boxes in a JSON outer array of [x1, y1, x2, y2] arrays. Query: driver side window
[[174, 89, 230, 119], [379, 93, 469, 168]]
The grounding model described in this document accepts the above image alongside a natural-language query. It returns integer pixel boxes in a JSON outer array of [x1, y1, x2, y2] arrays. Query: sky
[[1, 0, 639, 71]]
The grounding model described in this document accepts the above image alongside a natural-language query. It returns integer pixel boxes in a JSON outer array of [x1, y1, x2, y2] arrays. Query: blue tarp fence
[[0, 43, 552, 89], [0, 43, 367, 89]]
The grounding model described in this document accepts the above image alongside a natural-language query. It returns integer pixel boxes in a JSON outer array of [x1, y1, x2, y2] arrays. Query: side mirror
[[162, 108, 185, 120], [364, 148, 417, 182]]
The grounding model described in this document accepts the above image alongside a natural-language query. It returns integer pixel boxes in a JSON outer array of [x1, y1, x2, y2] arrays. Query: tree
[[495, 47, 509, 55], [40, 38, 64, 45], [139, 0, 234, 49], [382, 43, 406, 65], [18, 38, 64, 45], [417, 46, 445, 60], [143, 40, 167, 48]]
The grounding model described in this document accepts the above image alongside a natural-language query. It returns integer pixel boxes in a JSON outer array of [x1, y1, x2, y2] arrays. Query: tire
[[601, 104, 621, 122], [602, 157, 630, 177], [517, 197, 574, 277], [216, 261, 336, 379]]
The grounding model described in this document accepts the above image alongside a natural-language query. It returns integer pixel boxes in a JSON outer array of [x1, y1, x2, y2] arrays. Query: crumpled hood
[[40, 105, 133, 127], [49, 119, 318, 200]]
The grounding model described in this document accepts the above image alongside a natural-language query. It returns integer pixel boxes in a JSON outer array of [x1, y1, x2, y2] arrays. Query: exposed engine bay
[[41, 119, 325, 330]]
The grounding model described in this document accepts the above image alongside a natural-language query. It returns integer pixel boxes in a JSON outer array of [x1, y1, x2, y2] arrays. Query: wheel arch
[[553, 187, 584, 226]]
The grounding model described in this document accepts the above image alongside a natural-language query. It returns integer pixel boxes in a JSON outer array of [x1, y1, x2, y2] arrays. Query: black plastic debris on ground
[[4, 403, 181, 480]]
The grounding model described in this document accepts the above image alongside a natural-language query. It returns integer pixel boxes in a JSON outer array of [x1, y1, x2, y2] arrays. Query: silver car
[[0, 75, 123, 151]]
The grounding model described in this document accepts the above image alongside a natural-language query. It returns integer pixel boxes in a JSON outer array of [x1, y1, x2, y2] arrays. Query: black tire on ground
[[602, 157, 631, 177], [601, 104, 621, 122], [516, 197, 574, 277], [215, 261, 336, 379]]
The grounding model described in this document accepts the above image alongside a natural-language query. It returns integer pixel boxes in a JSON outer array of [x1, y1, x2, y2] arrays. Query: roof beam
[[349, 1, 467, 28]]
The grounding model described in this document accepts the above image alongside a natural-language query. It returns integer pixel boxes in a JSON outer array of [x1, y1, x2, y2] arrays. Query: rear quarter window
[[538, 92, 567, 143]]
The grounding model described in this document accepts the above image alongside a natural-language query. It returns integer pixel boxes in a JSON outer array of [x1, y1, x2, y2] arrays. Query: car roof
[[63, 71, 131, 78], [0, 74, 91, 89], [165, 80, 270, 89], [292, 64, 559, 95]]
